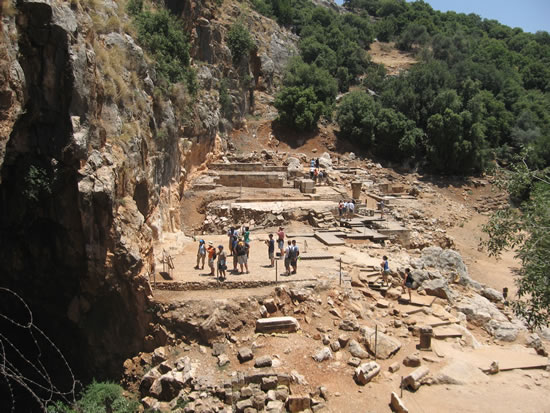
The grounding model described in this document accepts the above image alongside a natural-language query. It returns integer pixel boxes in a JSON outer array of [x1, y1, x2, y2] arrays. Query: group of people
[[380, 255, 415, 302], [194, 226, 301, 280], [309, 158, 328, 185], [338, 199, 356, 220]]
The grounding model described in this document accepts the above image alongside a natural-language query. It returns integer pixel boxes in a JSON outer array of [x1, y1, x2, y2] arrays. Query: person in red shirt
[[277, 227, 285, 259], [207, 242, 216, 276]]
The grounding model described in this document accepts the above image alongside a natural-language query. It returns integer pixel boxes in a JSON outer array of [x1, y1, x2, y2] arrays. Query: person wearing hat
[[207, 242, 216, 276], [217, 245, 227, 281], [195, 239, 206, 270]]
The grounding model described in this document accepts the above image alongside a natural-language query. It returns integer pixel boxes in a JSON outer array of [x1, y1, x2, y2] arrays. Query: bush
[[336, 90, 379, 145], [47, 381, 138, 413], [218, 79, 233, 119], [227, 22, 255, 64], [274, 86, 324, 131], [134, 9, 190, 84]]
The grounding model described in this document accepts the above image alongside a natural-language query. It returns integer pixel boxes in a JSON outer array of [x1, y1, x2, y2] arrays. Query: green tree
[[396, 23, 429, 51], [374, 108, 422, 161], [134, 9, 190, 84], [336, 90, 379, 145], [483, 162, 550, 329], [274, 86, 324, 131], [227, 22, 255, 64]]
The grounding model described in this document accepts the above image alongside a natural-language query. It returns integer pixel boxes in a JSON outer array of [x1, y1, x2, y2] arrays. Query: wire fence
[[0, 287, 78, 412]]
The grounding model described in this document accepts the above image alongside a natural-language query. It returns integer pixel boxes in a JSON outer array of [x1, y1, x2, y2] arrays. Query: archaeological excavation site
[[1, 0, 549, 412]]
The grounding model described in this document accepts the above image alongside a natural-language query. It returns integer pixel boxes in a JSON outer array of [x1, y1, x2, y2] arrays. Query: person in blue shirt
[[195, 239, 206, 270], [380, 255, 390, 286]]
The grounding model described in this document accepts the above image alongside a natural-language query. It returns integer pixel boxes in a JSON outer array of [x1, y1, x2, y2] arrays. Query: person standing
[[313, 168, 319, 184], [244, 226, 251, 257], [232, 236, 239, 272], [338, 200, 344, 218], [227, 227, 235, 256], [309, 165, 315, 180], [284, 240, 292, 276], [236, 238, 249, 274], [348, 199, 355, 220], [266, 233, 275, 267], [343, 200, 349, 219], [207, 242, 216, 276], [402, 268, 413, 302], [217, 245, 227, 281], [195, 239, 206, 270], [290, 239, 300, 274], [315, 158, 320, 168], [380, 255, 390, 286], [277, 227, 285, 259]]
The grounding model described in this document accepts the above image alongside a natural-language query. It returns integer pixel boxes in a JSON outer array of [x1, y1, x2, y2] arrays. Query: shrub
[[218, 79, 233, 119], [134, 9, 190, 84], [336, 90, 379, 145], [274, 86, 324, 131], [227, 22, 255, 64]]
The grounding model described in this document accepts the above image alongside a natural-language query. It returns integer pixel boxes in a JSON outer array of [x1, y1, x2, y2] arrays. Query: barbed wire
[[0, 287, 79, 412]]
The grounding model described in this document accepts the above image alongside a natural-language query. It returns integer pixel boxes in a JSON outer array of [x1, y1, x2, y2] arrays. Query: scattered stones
[[255, 356, 273, 368], [312, 347, 333, 362], [330, 341, 341, 352], [238, 347, 254, 363], [340, 318, 360, 331], [354, 362, 381, 385], [376, 299, 390, 309]]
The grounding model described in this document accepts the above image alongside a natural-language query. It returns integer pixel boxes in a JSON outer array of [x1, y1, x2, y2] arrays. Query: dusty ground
[[141, 44, 548, 412]]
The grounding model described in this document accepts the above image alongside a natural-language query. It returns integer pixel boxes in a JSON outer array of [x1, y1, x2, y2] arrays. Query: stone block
[[287, 395, 311, 413], [389, 362, 400, 373], [403, 354, 421, 367], [354, 361, 381, 385], [390, 392, 409, 413], [256, 317, 300, 334], [254, 356, 273, 368], [403, 366, 430, 391], [238, 347, 254, 363]]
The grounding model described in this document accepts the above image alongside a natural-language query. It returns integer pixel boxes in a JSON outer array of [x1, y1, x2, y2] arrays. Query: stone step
[[315, 232, 345, 246], [255, 317, 300, 334]]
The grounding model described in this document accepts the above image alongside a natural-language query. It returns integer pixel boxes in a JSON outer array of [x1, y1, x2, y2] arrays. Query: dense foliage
[[339, 0, 550, 173], [253, 0, 374, 130], [227, 22, 256, 63], [127, 1, 194, 91], [48, 381, 138, 413], [258, 0, 550, 172], [483, 162, 550, 329]]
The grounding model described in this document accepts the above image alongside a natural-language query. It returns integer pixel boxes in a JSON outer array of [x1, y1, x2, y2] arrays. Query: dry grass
[[1, 0, 17, 17]]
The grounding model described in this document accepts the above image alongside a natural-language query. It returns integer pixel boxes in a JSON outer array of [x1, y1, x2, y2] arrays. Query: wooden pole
[[339, 257, 342, 286], [275, 258, 278, 283]]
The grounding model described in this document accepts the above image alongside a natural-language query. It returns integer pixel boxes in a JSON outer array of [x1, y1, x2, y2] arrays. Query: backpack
[[236, 241, 245, 255], [212, 249, 217, 260]]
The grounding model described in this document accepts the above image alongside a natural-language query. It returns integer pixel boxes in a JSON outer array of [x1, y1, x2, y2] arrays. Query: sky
[[406, 0, 550, 33]]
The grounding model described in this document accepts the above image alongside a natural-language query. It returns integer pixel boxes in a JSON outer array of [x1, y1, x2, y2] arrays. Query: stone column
[[351, 181, 362, 199]]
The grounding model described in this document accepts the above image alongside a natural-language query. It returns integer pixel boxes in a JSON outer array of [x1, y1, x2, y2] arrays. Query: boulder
[[360, 327, 402, 359], [348, 339, 369, 359], [263, 298, 278, 313], [139, 368, 161, 396], [218, 354, 230, 367], [421, 279, 454, 300], [199, 308, 224, 343], [318, 152, 333, 170], [353, 361, 381, 385], [156, 371, 188, 401], [238, 347, 254, 363], [481, 287, 504, 303], [266, 400, 285, 413], [255, 356, 273, 368], [435, 359, 487, 385], [485, 319, 521, 342], [403, 354, 421, 367], [339, 318, 360, 331], [312, 347, 333, 362]]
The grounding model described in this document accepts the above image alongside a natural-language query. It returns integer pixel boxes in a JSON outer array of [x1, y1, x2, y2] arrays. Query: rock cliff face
[[0, 0, 296, 381]]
